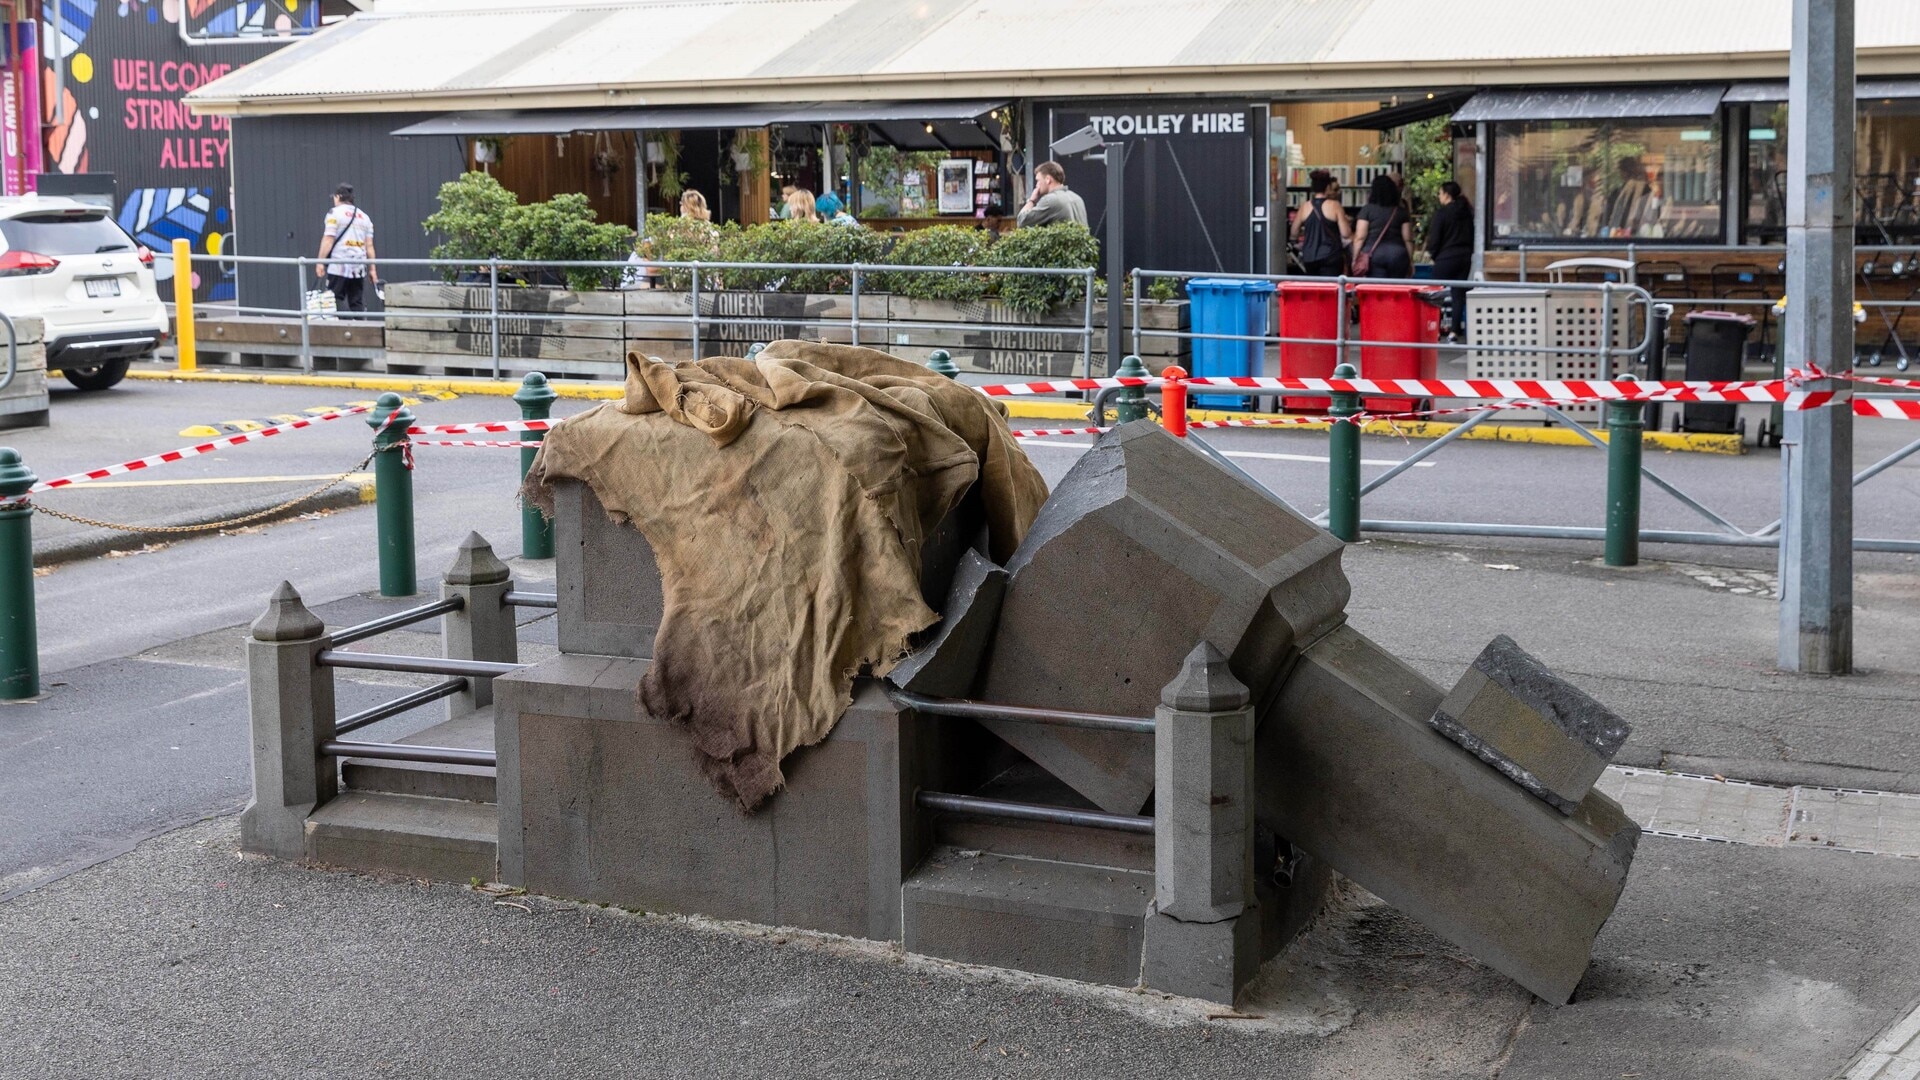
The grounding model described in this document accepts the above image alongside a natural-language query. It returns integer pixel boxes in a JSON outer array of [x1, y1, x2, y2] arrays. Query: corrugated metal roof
[[1453, 85, 1729, 123], [187, 0, 1920, 116]]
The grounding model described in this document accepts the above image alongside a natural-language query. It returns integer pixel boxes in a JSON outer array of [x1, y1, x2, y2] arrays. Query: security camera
[[1049, 124, 1106, 158]]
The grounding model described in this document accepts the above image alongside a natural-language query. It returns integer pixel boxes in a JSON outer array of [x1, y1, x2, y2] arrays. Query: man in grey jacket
[[1016, 161, 1088, 228]]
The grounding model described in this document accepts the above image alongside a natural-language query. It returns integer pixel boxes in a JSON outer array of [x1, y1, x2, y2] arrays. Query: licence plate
[[85, 277, 120, 299]]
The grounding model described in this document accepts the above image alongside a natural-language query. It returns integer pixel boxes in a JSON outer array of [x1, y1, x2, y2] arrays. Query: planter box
[[0, 317, 48, 431], [379, 281, 1189, 381]]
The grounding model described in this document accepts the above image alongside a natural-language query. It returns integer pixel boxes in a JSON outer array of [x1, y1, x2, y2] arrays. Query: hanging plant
[[592, 132, 621, 198], [729, 129, 767, 174], [657, 132, 688, 203]]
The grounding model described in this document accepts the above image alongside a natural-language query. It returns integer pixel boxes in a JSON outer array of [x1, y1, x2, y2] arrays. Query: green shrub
[[638, 213, 730, 289], [715, 221, 887, 293], [874, 226, 995, 302], [991, 222, 1100, 315], [504, 194, 635, 291], [423, 171, 519, 279]]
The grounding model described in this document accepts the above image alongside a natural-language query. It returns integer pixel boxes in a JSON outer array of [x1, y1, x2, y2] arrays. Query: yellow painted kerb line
[[129, 369, 625, 400], [998, 400, 1745, 456]]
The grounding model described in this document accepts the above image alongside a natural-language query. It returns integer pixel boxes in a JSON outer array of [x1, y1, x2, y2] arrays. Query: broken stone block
[[1431, 634, 1632, 815], [978, 422, 1349, 814], [887, 550, 1007, 699], [1259, 623, 1639, 1004]]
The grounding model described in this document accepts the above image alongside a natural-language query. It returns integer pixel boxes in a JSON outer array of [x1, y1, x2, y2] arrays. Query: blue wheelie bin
[[1187, 278, 1277, 409]]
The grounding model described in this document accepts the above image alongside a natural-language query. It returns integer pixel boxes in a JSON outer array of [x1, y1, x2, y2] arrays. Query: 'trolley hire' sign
[[1085, 110, 1248, 138]]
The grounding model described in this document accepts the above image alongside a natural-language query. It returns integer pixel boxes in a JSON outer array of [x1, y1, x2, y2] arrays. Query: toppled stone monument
[[248, 346, 1641, 1012]]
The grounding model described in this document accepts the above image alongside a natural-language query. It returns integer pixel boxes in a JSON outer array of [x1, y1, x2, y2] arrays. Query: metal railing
[[177, 253, 1100, 380]]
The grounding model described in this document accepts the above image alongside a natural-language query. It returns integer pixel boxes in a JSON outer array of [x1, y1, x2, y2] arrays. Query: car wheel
[[61, 357, 132, 391]]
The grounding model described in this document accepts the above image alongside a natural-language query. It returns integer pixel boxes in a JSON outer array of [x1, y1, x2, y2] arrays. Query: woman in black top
[[1350, 175, 1413, 278], [1427, 180, 1475, 338], [1289, 170, 1351, 276]]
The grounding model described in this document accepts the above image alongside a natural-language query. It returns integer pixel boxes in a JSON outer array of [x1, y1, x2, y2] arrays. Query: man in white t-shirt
[[316, 182, 378, 313]]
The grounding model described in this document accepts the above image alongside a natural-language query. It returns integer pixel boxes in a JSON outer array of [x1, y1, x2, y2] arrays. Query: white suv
[[0, 195, 168, 390]]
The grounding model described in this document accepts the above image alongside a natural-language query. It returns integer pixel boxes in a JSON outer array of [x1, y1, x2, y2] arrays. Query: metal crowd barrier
[[171, 253, 1100, 380]]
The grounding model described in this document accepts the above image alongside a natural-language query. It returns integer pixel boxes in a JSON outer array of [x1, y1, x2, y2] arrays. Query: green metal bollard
[[514, 372, 557, 560], [1327, 363, 1362, 543], [0, 448, 38, 700], [368, 392, 417, 597], [1604, 375, 1644, 568], [1112, 354, 1149, 423], [744, 342, 767, 360], [927, 349, 959, 379]]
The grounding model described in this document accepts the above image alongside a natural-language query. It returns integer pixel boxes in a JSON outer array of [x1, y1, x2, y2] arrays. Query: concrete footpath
[[2, 535, 1918, 1077]]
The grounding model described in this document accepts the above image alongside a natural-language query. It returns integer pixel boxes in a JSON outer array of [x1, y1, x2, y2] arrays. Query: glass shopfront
[[1489, 118, 1723, 242], [1745, 97, 1920, 242]]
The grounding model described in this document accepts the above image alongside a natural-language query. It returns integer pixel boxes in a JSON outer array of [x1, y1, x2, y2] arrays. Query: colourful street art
[[31, 0, 315, 299]]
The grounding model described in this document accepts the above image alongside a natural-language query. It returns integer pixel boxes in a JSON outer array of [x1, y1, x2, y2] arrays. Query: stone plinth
[[496, 657, 985, 942]]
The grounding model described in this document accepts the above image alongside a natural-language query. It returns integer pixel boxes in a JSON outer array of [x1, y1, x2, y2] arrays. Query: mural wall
[[35, 0, 318, 300]]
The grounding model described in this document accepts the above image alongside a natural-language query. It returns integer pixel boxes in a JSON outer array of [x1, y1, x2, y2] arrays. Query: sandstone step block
[[305, 790, 497, 884], [1430, 634, 1632, 814]]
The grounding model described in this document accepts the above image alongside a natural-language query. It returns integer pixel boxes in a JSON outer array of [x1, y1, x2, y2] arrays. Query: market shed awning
[[1453, 84, 1728, 123], [185, 1, 1920, 118], [391, 100, 1006, 148], [1321, 90, 1476, 131], [1725, 78, 1920, 102]]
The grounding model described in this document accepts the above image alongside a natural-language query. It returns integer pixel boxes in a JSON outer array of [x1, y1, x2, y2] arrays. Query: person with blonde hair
[[785, 188, 820, 223], [680, 189, 711, 222]]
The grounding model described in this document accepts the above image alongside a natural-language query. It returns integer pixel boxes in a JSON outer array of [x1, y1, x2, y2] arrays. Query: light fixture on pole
[[1050, 124, 1126, 377]]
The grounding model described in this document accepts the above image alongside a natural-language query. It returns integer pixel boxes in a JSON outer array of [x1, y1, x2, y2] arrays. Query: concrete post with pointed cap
[[442, 531, 516, 718], [1143, 641, 1260, 1004], [241, 581, 335, 861]]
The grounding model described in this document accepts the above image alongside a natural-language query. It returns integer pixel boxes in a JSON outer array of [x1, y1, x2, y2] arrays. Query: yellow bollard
[[170, 237, 196, 372]]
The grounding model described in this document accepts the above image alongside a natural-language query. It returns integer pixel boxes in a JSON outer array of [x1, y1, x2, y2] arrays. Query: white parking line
[[1019, 441, 1433, 468]]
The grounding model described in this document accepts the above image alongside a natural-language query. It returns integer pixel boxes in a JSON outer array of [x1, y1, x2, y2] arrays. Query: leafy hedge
[[428, 173, 1104, 313], [424, 172, 634, 291]]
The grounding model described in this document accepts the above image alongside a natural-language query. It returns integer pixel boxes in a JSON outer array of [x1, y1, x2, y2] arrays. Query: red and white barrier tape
[[407, 419, 554, 436], [1846, 374, 1920, 389], [1009, 426, 1109, 439], [1855, 398, 1920, 420], [410, 439, 545, 448], [1180, 375, 1800, 403], [21, 405, 373, 497], [978, 376, 1154, 397]]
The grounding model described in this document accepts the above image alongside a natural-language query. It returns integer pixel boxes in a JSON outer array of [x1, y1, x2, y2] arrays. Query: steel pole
[[1604, 382, 1645, 567], [0, 448, 38, 699], [368, 392, 417, 597], [1327, 362, 1361, 542], [514, 373, 556, 560], [1779, 0, 1856, 674], [1104, 143, 1126, 376], [171, 238, 197, 372]]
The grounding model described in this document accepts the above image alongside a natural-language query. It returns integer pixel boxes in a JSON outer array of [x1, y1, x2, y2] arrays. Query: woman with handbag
[[1350, 175, 1413, 279], [1289, 170, 1351, 277]]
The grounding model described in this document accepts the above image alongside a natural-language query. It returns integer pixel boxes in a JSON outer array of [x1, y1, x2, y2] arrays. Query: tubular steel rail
[[178, 253, 1099, 379], [888, 690, 1156, 735], [916, 791, 1155, 835], [333, 678, 469, 737], [316, 652, 524, 679], [329, 596, 464, 647], [318, 739, 497, 768], [503, 591, 558, 609]]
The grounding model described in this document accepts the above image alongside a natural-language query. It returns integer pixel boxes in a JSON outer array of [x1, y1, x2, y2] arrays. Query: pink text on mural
[[124, 98, 230, 132], [113, 60, 234, 94]]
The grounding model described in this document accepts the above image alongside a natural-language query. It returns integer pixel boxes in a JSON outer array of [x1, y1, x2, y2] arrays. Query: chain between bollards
[[368, 392, 417, 597], [1327, 362, 1361, 543], [514, 373, 557, 560], [1604, 375, 1644, 568], [0, 447, 38, 700]]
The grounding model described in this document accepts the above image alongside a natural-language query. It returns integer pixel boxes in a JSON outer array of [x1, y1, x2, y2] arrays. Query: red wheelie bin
[[1354, 283, 1444, 413], [1277, 281, 1342, 412]]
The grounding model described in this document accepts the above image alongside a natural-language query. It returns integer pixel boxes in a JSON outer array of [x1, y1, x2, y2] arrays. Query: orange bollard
[[1161, 365, 1189, 437]]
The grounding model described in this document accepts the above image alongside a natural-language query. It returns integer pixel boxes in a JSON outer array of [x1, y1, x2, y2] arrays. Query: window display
[[1490, 119, 1723, 242], [1747, 98, 1920, 242]]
